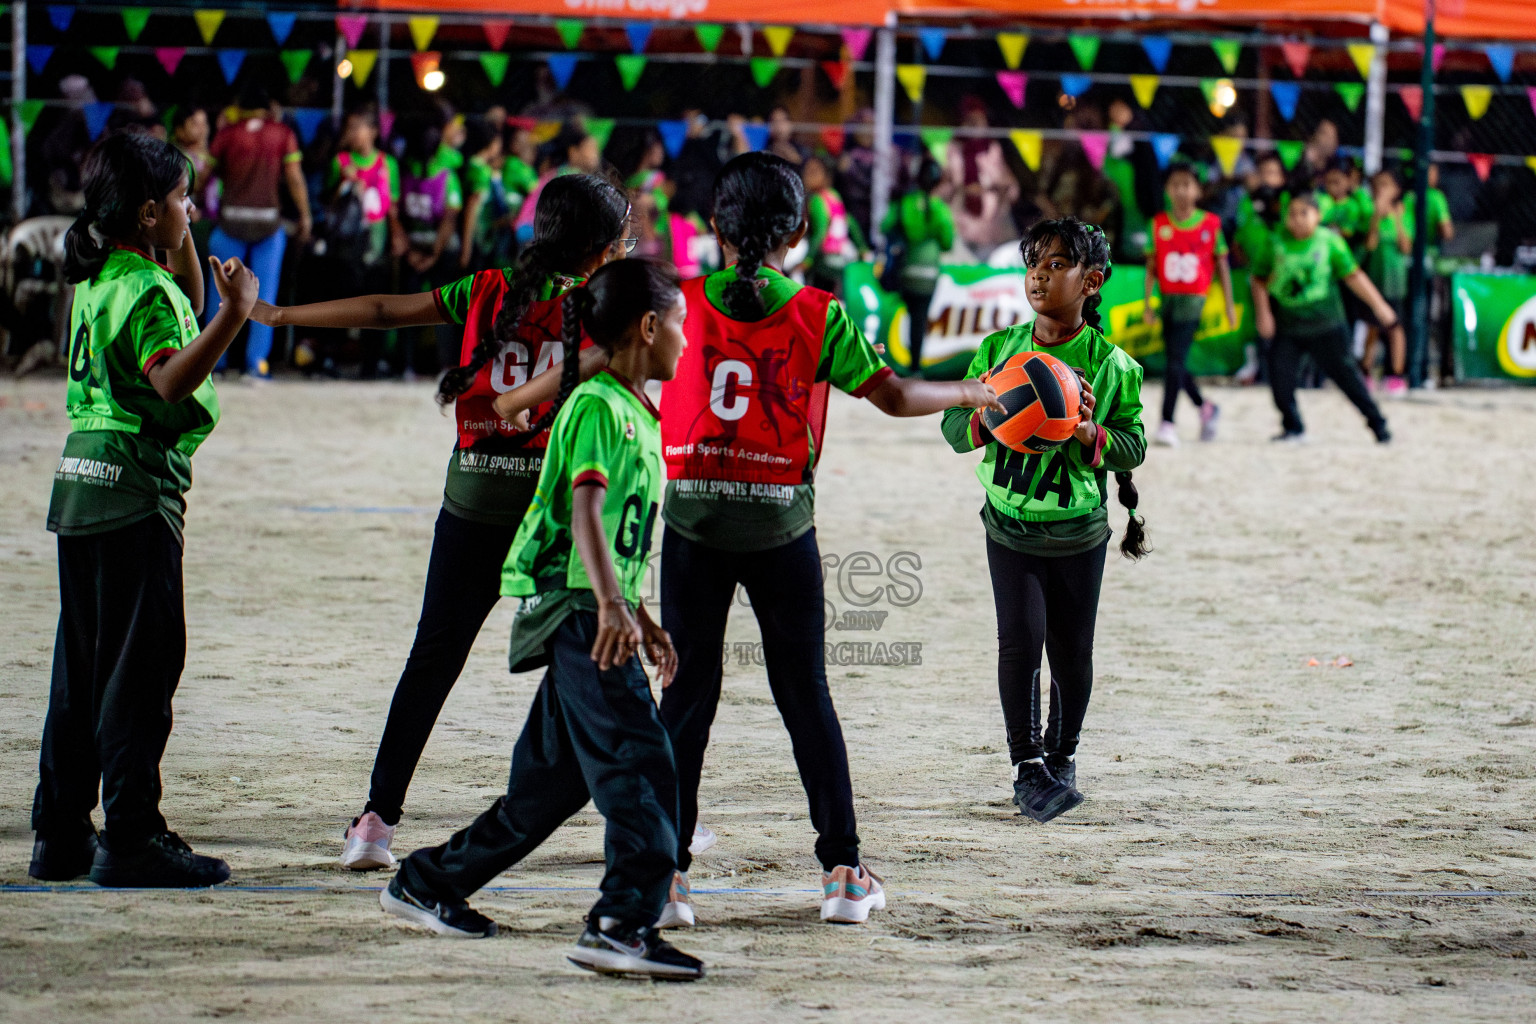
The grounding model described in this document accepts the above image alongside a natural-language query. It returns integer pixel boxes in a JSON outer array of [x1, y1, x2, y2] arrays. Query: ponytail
[[712, 152, 805, 318], [724, 234, 770, 318], [64, 131, 190, 285], [1115, 471, 1150, 560], [63, 212, 110, 285]]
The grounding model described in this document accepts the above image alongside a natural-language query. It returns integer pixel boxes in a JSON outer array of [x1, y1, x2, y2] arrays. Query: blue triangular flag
[[625, 22, 652, 54], [47, 5, 73, 32], [1060, 74, 1092, 98], [1268, 80, 1300, 122], [84, 102, 114, 141], [26, 45, 54, 75], [218, 50, 247, 85], [291, 109, 327, 146], [267, 13, 297, 47], [546, 54, 578, 90], [1140, 36, 1172, 74], [918, 28, 947, 62], [1150, 133, 1181, 170], [1484, 43, 1515, 83], [658, 120, 689, 159], [741, 123, 769, 152]]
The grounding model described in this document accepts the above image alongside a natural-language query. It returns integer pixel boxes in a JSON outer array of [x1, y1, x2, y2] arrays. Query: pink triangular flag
[[155, 47, 185, 76], [1079, 131, 1109, 170], [1400, 85, 1423, 121], [1527, 86, 1536, 119], [996, 71, 1027, 109], [379, 108, 395, 141], [1281, 42, 1311, 79], [1432, 43, 1446, 72], [483, 20, 511, 51], [1467, 152, 1493, 181], [840, 28, 871, 61], [337, 15, 368, 50]]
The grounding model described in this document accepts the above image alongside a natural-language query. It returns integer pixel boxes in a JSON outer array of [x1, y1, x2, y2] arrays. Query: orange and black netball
[[980, 351, 1083, 454]]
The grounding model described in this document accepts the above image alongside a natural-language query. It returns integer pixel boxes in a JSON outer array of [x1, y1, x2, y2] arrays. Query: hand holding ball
[[980, 351, 1085, 454]]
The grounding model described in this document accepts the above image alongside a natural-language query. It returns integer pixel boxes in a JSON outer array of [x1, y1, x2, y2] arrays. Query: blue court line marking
[[3, 885, 1532, 897], [285, 506, 436, 515]]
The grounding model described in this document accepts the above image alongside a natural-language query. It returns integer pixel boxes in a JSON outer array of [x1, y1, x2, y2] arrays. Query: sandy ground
[[1, 373, 1534, 1023]]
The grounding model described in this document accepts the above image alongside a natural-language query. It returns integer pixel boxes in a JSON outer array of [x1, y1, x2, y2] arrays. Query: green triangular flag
[[1068, 34, 1100, 71], [918, 126, 954, 165], [695, 24, 724, 53], [1210, 38, 1240, 75], [615, 55, 647, 91], [1199, 78, 1219, 106], [1335, 81, 1365, 112], [122, 8, 151, 42], [1274, 139, 1304, 170], [89, 47, 120, 70], [585, 117, 614, 152], [555, 19, 584, 50], [17, 99, 45, 134], [479, 52, 510, 88], [279, 50, 312, 85], [750, 57, 781, 88]]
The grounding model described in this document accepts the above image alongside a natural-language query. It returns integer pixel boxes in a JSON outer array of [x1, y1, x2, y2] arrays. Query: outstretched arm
[[491, 345, 610, 425], [250, 289, 445, 330], [865, 374, 1003, 418], [146, 257, 258, 403]]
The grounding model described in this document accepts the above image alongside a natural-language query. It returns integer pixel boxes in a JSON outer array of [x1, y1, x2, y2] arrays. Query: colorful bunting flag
[[1431, 43, 1446, 73], [1280, 41, 1311, 78], [122, 8, 151, 43], [1079, 131, 1109, 171], [336, 15, 367, 50], [996, 71, 1027, 109], [379, 110, 394, 141], [918, 28, 947, 62], [1129, 74, 1160, 109], [1060, 74, 1092, 99], [1527, 156, 1536, 176], [280, 50, 312, 85], [626, 22, 653, 54], [616, 55, 648, 91], [292, 109, 327, 146], [218, 50, 246, 85], [1484, 44, 1515, 83], [547, 54, 578, 90], [84, 102, 114, 141], [1335, 82, 1365, 112], [1198, 79, 1219, 107], [741, 123, 769, 152], [749, 58, 781, 88], [658, 120, 689, 158], [820, 126, 845, 157], [47, 5, 73, 33], [1461, 85, 1492, 120], [1346, 42, 1376, 80], [267, 13, 297, 47], [1140, 36, 1172, 73], [586, 118, 615, 151], [1269, 81, 1300, 122], [896, 64, 926, 103], [821, 61, 849, 90], [764, 26, 795, 58], [1150, 133, 1181, 169], [1274, 139, 1304, 169], [1211, 135, 1244, 177], [1467, 152, 1494, 181], [479, 53, 510, 88], [156, 48, 187, 77], [1010, 129, 1042, 172], [996, 32, 1027, 71], [555, 20, 584, 50], [25, 45, 54, 75], [348, 50, 378, 86], [919, 126, 954, 165], [409, 17, 439, 52], [1068, 35, 1100, 72], [89, 47, 120, 71], [1529, 87, 1536, 119], [841, 28, 872, 61], [696, 24, 724, 53], [482, 20, 511, 51], [1400, 85, 1423, 121], [16, 99, 46, 135], [1210, 39, 1240, 75]]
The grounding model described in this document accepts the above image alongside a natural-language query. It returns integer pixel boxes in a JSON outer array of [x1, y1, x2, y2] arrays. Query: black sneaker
[[89, 831, 230, 887], [29, 830, 99, 882], [1271, 430, 1308, 444], [379, 874, 497, 938], [567, 920, 705, 980], [1012, 761, 1083, 823], [1371, 422, 1392, 444], [1043, 752, 1077, 792]]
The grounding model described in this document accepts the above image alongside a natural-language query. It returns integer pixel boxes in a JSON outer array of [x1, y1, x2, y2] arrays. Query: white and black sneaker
[[567, 919, 704, 980], [379, 874, 497, 938]]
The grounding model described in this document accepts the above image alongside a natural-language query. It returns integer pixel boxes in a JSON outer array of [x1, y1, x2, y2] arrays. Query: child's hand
[[1225, 301, 1239, 330], [491, 392, 533, 430], [961, 378, 1007, 414], [1072, 374, 1099, 447], [249, 300, 283, 326], [592, 597, 642, 671], [209, 256, 258, 316], [1142, 306, 1156, 326], [636, 606, 677, 687], [1255, 308, 1276, 341]]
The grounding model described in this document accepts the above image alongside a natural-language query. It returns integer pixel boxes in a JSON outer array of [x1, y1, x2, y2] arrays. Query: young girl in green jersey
[[381, 258, 705, 981], [32, 131, 259, 887], [1362, 169, 1412, 396], [942, 218, 1148, 824]]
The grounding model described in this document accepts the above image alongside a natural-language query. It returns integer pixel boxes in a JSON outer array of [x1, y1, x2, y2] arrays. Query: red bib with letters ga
[[452, 271, 589, 452], [660, 276, 832, 486], [1150, 211, 1222, 296]]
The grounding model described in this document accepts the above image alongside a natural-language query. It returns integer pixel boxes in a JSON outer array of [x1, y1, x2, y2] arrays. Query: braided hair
[[436, 173, 629, 406], [64, 131, 192, 284], [712, 152, 805, 318], [1019, 217, 1149, 560]]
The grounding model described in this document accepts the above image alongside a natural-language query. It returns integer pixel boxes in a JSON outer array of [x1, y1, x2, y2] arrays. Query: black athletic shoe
[[1012, 761, 1083, 823], [1043, 752, 1077, 792], [89, 831, 230, 888], [29, 831, 100, 882], [1371, 422, 1392, 444], [567, 920, 705, 980], [379, 874, 497, 938]]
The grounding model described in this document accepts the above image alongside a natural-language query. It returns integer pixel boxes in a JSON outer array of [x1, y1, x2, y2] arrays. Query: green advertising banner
[[842, 263, 1254, 379], [1452, 273, 1536, 383]]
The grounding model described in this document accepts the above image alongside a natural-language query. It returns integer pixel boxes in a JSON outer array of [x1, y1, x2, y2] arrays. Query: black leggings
[[1160, 315, 1205, 423], [1268, 323, 1385, 436], [902, 289, 933, 372], [985, 535, 1107, 765], [364, 508, 518, 826]]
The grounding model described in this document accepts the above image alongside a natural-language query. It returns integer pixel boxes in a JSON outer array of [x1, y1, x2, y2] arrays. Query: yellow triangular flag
[[996, 32, 1028, 71], [1211, 135, 1244, 177], [763, 26, 794, 58], [1346, 42, 1376, 80], [896, 64, 926, 104], [348, 50, 378, 86], [194, 10, 225, 46], [1461, 84, 1492, 120], [1527, 156, 1536, 176], [1011, 129, 1042, 172], [409, 16, 438, 52], [1130, 75, 1160, 109]]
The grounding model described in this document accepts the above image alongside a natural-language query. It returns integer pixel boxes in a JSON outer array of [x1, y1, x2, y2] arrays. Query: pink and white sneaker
[[820, 864, 886, 924], [1199, 402, 1221, 442], [656, 871, 695, 929], [341, 811, 396, 871]]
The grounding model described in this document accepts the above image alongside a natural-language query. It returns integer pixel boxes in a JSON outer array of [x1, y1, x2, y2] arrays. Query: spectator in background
[[767, 106, 808, 167], [171, 106, 215, 259], [1234, 151, 1287, 267], [1102, 97, 1161, 264], [501, 121, 539, 229], [838, 108, 879, 243], [802, 154, 865, 297], [398, 112, 463, 375], [39, 75, 94, 215], [460, 115, 507, 270], [1038, 107, 1116, 243], [1402, 162, 1454, 251], [881, 156, 954, 374], [625, 131, 673, 261], [328, 106, 403, 378], [943, 97, 1020, 259], [1302, 119, 1339, 185], [207, 80, 312, 378], [1361, 169, 1412, 395], [512, 121, 601, 244]]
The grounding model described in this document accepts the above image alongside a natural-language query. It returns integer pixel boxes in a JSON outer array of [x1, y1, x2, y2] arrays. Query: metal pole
[[1363, 22, 1388, 174], [11, 1, 26, 222], [377, 17, 389, 123], [870, 17, 897, 248], [1407, 3, 1435, 387], [332, 34, 347, 129]]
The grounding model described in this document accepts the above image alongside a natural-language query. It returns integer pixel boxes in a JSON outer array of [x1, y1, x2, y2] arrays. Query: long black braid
[[712, 152, 805, 318]]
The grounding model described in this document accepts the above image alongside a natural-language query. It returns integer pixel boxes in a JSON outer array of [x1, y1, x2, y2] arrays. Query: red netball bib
[[1151, 211, 1222, 296]]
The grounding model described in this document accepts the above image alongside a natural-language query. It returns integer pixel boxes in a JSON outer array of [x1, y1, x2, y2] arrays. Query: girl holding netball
[[498, 152, 1001, 927], [942, 218, 1147, 824], [32, 131, 258, 887], [250, 174, 632, 870]]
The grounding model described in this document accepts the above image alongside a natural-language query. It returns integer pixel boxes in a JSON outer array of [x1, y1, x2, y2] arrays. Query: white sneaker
[[656, 871, 695, 929], [820, 864, 886, 924], [341, 811, 396, 870], [687, 824, 716, 856], [1154, 421, 1180, 448]]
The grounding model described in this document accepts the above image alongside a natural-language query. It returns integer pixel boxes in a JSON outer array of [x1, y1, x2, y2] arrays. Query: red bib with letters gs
[[660, 276, 832, 486]]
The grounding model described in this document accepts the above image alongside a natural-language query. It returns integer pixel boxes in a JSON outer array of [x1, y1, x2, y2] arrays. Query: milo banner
[[843, 263, 1254, 379], [1452, 273, 1536, 383]]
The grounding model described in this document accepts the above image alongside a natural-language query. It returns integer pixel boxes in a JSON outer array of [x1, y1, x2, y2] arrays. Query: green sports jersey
[[660, 266, 892, 553], [806, 189, 866, 269], [47, 248, 219, 543], [1403, 188, 1451, 258], [464, 156, 494, 199], [941, 322, 1146, 557], [881, 192, 955, 293], [1366, 206, 1411, 301], [1250, 225, 1358, 335], [502, 157, 537, 197]]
